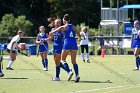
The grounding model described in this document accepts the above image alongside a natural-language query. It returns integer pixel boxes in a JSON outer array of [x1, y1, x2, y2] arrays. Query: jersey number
[[70, 31, 73, 37]]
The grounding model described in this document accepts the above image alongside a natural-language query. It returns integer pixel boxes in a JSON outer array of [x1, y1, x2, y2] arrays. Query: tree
[[0, 14, 33, 36], [0, 14, 16, 36], [15, 16, 33, 36]]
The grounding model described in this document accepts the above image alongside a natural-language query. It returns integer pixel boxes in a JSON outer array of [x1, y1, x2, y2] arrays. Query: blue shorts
[[53, 45, 63, 54], [132, 40, 140, 49], [39, 44, 48, 52], [63, 44, 78, 50], [132, 44, 140, 49]]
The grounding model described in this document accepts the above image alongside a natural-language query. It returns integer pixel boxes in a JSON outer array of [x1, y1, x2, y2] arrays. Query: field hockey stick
[[0, 52, 3, 70], [42, 43, 48, 51], [18, 50, 30, 57], [36, 44, 40, 57]]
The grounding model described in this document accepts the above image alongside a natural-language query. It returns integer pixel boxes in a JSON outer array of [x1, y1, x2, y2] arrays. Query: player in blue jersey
[[36, 26, 49, 71], [48, 18, 73, 81], [131, 20, 140, 70], [49, 14, 81, 82]]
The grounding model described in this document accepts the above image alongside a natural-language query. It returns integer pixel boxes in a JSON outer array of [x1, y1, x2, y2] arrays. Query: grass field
[[1, 55, 140, 93]]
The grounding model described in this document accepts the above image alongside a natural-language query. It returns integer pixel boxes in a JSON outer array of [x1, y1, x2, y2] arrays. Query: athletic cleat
[[0, 73, 4, 77], [43, 68, 48, 71], [87, 60, 90, 63], [75, 76, 80, 83], [68, 71, 73, 81], [6, 67, 14, 70], [133, 68, 139, 71], [0, 55, 3, 62], [83, 60, 85, 63], [52, 77, 60, 81]]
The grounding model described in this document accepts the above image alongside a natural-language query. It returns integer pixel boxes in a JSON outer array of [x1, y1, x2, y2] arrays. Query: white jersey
[[80, 31, 89, 45], [7, 35, 20, 50]]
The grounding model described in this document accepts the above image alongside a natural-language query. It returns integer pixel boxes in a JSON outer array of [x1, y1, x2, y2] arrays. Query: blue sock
[[44, 59, 48, 68], [138, 57, 140, 65], [73, 64, 79, 76], [60, 62, 66, 71], [42, 60, 45, 68], [136, 56, 139, 68], [0, 63, 2, 73], [62, 62, 70, 73], [56, 66, 60, 78]]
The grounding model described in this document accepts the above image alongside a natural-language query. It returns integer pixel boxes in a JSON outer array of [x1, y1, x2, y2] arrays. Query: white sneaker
[[43, 68, 48, 71], [75, 75, 80, 83], [68, 71, 73, 81], [52, 77, 60, 81]]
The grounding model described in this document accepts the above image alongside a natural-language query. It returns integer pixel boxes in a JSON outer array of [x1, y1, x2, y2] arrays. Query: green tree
[[15, 16, 33, 36], [0, 14, 33, 36], [0, 14, 16, 36]]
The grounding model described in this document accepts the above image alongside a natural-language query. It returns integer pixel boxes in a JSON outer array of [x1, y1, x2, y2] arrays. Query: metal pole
[[117, 0, 119, 35], [101, 0, 103, 34], [126, 0, 128, 5], [133, 9, 135, 20]]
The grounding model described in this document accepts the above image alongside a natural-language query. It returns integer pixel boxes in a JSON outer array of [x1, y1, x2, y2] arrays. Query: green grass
[[1, 55, 140, 93]]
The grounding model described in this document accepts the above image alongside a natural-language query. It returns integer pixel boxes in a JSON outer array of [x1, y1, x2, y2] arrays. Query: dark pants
[[80, 45, 89, 53]]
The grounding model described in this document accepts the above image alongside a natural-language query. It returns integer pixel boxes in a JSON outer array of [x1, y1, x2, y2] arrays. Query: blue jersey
[[52, 28, 64, 54], [38, 33, 48, 52], [63, 24, 78, 50], [132, 28, 140, 49]]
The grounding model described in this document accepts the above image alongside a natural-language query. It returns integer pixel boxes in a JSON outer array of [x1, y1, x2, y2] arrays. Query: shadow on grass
[[1, 78, 28, 79], [71, 80, 113, 83], [18, 69, 41, 70]]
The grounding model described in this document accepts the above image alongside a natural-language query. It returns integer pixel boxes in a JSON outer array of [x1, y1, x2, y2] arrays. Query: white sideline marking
[[71, 84, 140, 93], [70, 86, 124, 93], [70, 83, 140, 93]]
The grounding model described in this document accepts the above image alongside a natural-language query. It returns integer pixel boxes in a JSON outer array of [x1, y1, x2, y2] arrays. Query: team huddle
[[0, 14, 81, 83]]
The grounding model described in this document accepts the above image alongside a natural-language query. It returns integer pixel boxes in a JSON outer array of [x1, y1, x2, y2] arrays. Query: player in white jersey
[[80, 26, 90, 63], [0, 29, 24, 70]]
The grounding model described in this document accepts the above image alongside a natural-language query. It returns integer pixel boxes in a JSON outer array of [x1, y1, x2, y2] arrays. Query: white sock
[[81, 53, 85, 60], [60, 60, 66, 64], [3, 57, 12, 61], [7, 61, 14, 68], [86, 53, 89, 60]]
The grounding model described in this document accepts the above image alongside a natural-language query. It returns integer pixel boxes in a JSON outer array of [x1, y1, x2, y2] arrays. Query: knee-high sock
[[81, 53, 85, 60], [7, 61, 14, 68], [73, 64, 79, 76], [42, 60, 45, 68], [136, 56, 140, 68], [60, 62, 66, 71], [60, 60, 70, 73], [44, 59, 48, 68], [3, 57, 12, 61], [0, 63, 2, 73], [56, 66, 60, 78], [86, 53, 89, 60]]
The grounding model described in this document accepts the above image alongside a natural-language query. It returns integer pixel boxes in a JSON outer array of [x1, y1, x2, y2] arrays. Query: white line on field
[[70, 84, 140, 93]]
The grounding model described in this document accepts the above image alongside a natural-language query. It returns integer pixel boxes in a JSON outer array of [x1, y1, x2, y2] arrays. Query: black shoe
[[0, 55, 3, 63], [87, 60, 90, 63], [0, 73, 4, 77], [75, 76, 80, 83], [83, 60, 85, 63], [6, 67, 14, 70]]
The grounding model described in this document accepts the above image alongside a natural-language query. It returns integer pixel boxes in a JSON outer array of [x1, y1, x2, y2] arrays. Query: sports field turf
[[0, 55, 140, 93]]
